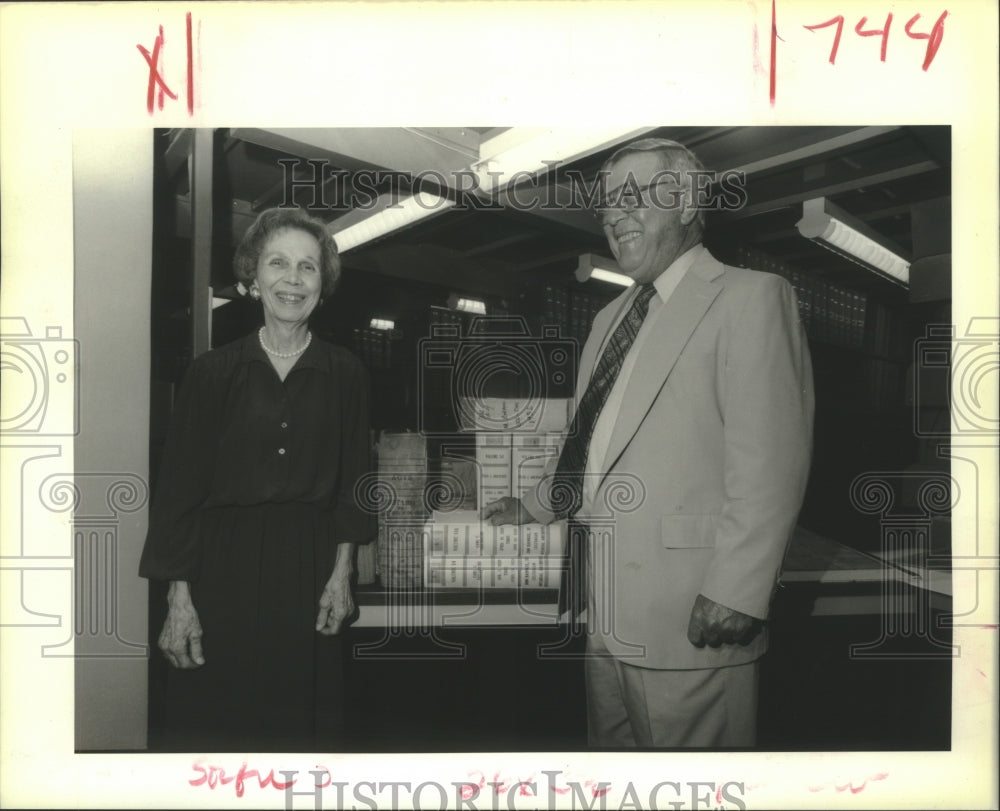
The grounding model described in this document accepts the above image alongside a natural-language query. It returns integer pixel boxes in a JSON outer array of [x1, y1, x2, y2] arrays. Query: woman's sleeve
[[331, 357, 376, 545], [138, 359, 217, 581]]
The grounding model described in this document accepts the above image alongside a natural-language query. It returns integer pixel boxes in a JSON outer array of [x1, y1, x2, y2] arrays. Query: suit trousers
[[584, 634, 759, 748]]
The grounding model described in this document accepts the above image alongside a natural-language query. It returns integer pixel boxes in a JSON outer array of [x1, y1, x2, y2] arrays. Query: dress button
[[278, 448, 286, 455], [281, 422, 288, 428]]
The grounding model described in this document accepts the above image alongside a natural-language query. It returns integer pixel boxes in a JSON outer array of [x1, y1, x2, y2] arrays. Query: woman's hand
[[159, 581, 206, 669], [316, 544, 357, 635]]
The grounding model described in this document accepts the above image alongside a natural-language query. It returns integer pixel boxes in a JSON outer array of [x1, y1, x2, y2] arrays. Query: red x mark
[[136, 14, 195, 115], [137, 25, 179, 113]]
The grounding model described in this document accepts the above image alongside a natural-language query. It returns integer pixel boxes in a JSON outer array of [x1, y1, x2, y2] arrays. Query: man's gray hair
[[601, 137, 708, 232]]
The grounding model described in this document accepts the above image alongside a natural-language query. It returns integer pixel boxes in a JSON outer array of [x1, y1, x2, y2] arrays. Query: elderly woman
[[140, 207, 373, 751]]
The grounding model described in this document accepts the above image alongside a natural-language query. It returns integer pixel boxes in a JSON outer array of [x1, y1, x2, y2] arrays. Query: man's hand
[[481, 496, 537, 526], [159, 580, 205, 669], [686, 593, 763, 648], [316, 566, 356, 635]]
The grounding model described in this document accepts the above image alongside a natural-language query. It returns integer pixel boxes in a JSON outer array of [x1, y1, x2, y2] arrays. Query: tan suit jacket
[[525, 249, 814, 669]]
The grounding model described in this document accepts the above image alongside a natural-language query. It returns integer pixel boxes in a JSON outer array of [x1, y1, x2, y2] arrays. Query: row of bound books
[[542, 284, 613, 348], [352, 326, 397, 370], [374, 424, 570, 594], [469, 430, 562, 509], [734, 245, 873, 353], [423, 510, 566, 589]]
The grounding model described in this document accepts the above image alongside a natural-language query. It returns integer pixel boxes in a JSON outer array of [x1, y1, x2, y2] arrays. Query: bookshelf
[[727, 243, 911, 417], [711, 242, 934, 556], [541, 283, 611, 352]]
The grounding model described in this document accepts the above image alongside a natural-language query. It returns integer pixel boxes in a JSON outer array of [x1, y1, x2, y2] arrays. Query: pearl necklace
[[259, 327, 312, 358]]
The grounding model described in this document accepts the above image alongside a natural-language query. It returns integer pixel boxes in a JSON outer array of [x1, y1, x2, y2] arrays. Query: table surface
[[779, 523, 951, 596], [354, 523, 951, 626]]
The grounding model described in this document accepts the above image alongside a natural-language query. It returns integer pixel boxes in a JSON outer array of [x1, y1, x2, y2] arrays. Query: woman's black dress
[[139, 333, 374, 751]]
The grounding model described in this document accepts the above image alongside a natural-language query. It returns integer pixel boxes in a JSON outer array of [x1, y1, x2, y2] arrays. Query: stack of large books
[[473, 431, 564, 507], [355, 430, 379, 585], [456, 395, 572, 436], [423, 510, 566, 590], [455, 394, 568, 509], [426, 394, 570, 594], [375, 431, 428, 589]]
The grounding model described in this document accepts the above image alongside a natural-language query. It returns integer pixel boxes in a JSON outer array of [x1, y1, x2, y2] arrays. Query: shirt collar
[[650, 243, 704, 300]]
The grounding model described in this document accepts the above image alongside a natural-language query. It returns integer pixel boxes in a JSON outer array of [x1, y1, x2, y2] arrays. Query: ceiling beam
[[400, 127, 481, 159], [493, 128, 899, 237], [477, 127, 653, 169], [230, 127, 477, 182], [327, 192, 420, 233], [463, 232, 537, 258], [493, 184, 606, 236], [720, 160, 939, 220], [175, 194, 257, 245], [252, 175, 290, 212], [232, 127, 652, 231], [851, 202, 914, 223], [724, 126, 901, 175], [516, 248, 596, 273]]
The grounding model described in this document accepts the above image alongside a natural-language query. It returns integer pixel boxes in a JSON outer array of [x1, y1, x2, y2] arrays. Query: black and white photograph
[[1, 3, 997, 810]]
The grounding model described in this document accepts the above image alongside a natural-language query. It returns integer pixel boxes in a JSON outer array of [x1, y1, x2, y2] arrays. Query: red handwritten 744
[[804, 10, 948, 69]]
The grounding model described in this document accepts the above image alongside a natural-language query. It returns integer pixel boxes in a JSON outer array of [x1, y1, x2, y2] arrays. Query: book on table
[[423, 509, 567, 592]]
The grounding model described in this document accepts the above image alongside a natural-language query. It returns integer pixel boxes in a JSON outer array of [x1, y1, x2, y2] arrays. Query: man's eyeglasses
[[593, 179, 684, 221]]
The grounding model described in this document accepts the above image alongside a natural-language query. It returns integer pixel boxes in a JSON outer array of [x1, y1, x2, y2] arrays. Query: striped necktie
[[552, 282, 658, 519]]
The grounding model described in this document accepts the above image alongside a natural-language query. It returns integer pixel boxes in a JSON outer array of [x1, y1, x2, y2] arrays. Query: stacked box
[[475, 433, 512, 509], [511, 432, 561, 500], [425, 511, 565, 557], [423, 508, 567, 590], [376, 431, 428, 588], [425, 556, 560, 589], [458, 396, 572, 434], [437, 455, 479, 512]]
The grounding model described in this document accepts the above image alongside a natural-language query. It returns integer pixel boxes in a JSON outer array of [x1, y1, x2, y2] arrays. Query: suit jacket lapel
[[600, 252, 725, 481]]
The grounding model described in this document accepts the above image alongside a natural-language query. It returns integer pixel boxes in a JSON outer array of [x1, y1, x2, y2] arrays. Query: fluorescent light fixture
[[472, 127, 651, 193], [330, 191, 455, 253], [369, 318, 395, 331], [795, 197, 910, 285], [575, 253, 634, 287], [325, 129, 650, 252], [447, 294, 487, 314], [590, 268, 635, 287], [455, 298, 486, 315]]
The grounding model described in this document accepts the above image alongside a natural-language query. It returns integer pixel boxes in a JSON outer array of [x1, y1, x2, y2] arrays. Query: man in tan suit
[[484, 138, 814, 747]]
